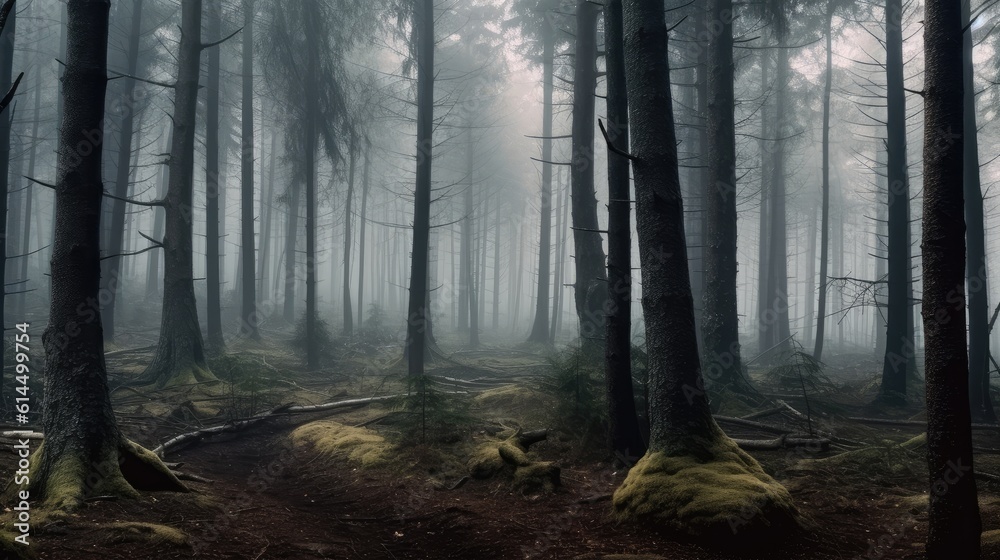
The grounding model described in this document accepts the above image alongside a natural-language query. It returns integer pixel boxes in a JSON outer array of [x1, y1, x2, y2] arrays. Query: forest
[[0, 0, 993, 558]]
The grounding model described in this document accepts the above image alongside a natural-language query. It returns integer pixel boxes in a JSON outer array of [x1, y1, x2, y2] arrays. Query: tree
[[240, 0, 260, 340], [526, 4, 555, 344], [877, 0, 913, 405], [406, 0, 434, 376], [602, 0, 643, 460], [205, 0, 224, 352], [0, 0, 17, 398], [813, 0, 835, 361], [357, 137, 371, 330], [702, 0, 750, 393], [569, 0, 607, 354], [343, 131, 357, 335], [28, 0, 186, 509], [100, 0, 143, 343], [962, 0, 993, 422], [142, 0, 218, 387], [612, 0, 796, 541], [921, 0, 981, 555]]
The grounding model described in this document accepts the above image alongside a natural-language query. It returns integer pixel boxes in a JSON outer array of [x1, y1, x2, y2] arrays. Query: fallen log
[[847, 417, 1000, 430], [731, 435, 830, 451]]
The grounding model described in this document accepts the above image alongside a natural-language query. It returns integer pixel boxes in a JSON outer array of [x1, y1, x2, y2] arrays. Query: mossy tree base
[[612, 435, 798, 545], [468, 430, 559, 492], [20, 439, 188, 511]]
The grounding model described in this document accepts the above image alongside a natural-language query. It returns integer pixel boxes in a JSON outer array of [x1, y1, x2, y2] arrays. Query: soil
[[4, 340, 1000, 560]]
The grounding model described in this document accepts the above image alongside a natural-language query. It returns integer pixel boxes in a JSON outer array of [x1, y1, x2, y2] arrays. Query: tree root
[[467, 428, 559, 492], [613, 428, 799, 546], [19, 439, 188, 511]]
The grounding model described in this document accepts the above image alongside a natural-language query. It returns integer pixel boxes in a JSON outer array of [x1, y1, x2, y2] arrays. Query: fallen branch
[[847, 417, 1000, 430], [732, 435, 830, 451]]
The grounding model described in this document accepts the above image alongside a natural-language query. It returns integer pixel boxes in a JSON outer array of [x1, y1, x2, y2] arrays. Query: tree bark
[[527, 20, 554, 343], [703, 0, 748, 393], [357, 137, 370, 329], [100, 0, 142, 343], [962, 0, 993, 423], [570, 0, 607, 353], [603, 0, 644, 459], [204, 0, 224, 352], [33, 0, 186, 508], [143, 0, 216, 388], [145, 126, 170, 302], [813, 3, 833, 360], [343, 133, 356, 335], [921, 1, 981, 555], [240, 0, 259, 340], [878, 0, 912, 405], [406, 0, 434, 377], [0, 1, 14, 389]]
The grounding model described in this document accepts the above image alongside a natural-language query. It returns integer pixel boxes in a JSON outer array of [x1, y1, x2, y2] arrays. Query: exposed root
[[612, 429, 798, 545], [23, 439, 188, 511], [103, 522, 188, 546], [467, 429, 559, 492]]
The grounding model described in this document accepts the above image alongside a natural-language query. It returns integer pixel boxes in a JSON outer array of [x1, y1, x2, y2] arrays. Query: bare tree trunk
[[32, 0, 185, 508], [756, 51, 771, 354], [614, 0, 795, 538], [459, 125, 472, 331], [406, 0, 434, 377], [922, 2, 981, 555], [258, 125, 276, 304], [814, 3, 833, 360], [492, 199, 501, 330], [145, 126, 170, 301], [0, 2, 13, 385], [357, 138, 370, 329], [143, 0, 216, 387], [878, 0, 912, 405], [343, 133, 356, 335], [703, 0, 748, 392], [603, 0, 644, 459], [100, 0, 142, 343], [282, 176, 300, 323], [551, 167, 568, 342], [570, 0, 607, 353], [239, 0, 259, 339], [527, 21, 554, 343], [962, 0, 993, 422], [204, 0, 224, 352]]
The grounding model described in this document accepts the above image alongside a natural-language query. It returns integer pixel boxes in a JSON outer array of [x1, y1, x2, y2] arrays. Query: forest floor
[[5, 327, 1000, 559]]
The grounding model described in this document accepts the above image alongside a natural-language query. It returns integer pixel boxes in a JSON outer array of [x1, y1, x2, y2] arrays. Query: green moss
[[512, 461, 560, 492], [612, 433, 798, 543], [467, 442, 506, 479], [291, 421, 390, 468], [104, 522, 188, 546], [0, 530, 35, 559], [982, 529, 1000, 556]]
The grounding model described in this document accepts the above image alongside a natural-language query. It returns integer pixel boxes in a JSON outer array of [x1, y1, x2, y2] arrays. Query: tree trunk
[[100, 0, 142, 343], [406, 0, 434, 377], [921, 1, 981, 555], [878, 0, 912, 405], [492, 198, 501, 330], [703, 0, 748, 393], [239, 0, 259, 340], [303, 13, 320, 370], [614, 0, 796, 538], [874, 144, 888, 357], [814, 4, 833, 360], [32, 0, 186, 509], [459, 126, 472, 331], [282, 175, 300, 323], [204, 0, 224, 352], [357, 138, 370, 330], [756, 51, 771, 355], [258, 124, 276, 303], [143, 0, 216, 388], [570, 0, 607, 352], [962, 0, 993, 423], [761, 39, 792, 362], [145, 126, 171, 301], [343, 133, 356, 335], [0, 0, 12, 392], [552, 167, 568, 342], [603, 0, 644, 459], [17, 68, 40, 320], [527, 21, 554, 343]]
